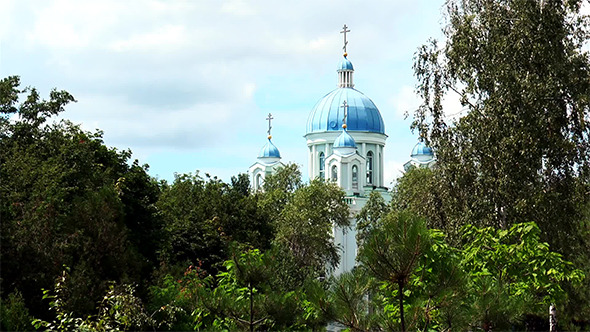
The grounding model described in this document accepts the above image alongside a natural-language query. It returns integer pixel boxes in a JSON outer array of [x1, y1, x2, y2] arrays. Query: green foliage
[[358, 211, 431, 331], [33, 267, 154, 331], [0, 290, 33, 331], [392, 167, 450, 233], [157, 172, 273, 277], [411, 0, 590, 323], [1, 76, 160, 319], [459, 222, 584, 330], [258, 163, 303, 219], [354, 202, 583, 331], [304, 269, 379, 331], [413, 0, 590, 246], [274, 178, 350, 277], [356, 190, 390, 245], [176, 248, 313, 331]]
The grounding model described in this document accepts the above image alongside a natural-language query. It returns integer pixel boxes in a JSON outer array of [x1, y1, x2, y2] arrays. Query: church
[[249, 25, 435, 275]]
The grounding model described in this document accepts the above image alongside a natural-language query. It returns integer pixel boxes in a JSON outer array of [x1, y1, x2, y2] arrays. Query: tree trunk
[[399, 282, 405, 332], [549, 304, 557, 332], [250, 282, 254, 332]]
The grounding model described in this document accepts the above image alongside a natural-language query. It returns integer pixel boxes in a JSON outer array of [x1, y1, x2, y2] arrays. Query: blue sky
[[1, 0, 457, 185]]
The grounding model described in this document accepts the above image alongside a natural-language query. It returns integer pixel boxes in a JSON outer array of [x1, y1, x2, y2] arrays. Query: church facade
[[249, 25, 434, 275]]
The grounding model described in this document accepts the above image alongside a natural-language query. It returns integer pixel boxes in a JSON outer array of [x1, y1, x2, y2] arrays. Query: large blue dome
[[306, 88, 385, 134]]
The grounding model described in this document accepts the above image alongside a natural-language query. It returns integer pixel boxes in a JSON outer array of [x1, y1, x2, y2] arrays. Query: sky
[[1, 0, 454, 186]]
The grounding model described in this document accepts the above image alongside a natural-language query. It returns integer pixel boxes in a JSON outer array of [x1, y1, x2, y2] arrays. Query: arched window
[[331, 165, 338, 182], [352, 165, 358, 190], [366, 151, 373, 184], [319, 152, 325, 179], [256, 174, 263, 190]]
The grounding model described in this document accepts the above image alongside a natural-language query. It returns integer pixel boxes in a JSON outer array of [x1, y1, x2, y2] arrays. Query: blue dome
[[411, 142, 433, 157], [338, 57, 354, 70], [334, 129, 356, 148], [306, 88, 385, 134], [259, 139, 281, 158]]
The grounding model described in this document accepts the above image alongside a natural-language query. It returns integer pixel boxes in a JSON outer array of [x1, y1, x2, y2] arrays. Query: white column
[[375, 145, 383, 187], [380, 146, 385, 186], [311, 145, 317, 179]]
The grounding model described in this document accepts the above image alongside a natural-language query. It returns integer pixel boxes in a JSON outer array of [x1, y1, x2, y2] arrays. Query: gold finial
[[341, 100, 348, 130], [268, 135, 272, 139], [343, 52, 348, 57]]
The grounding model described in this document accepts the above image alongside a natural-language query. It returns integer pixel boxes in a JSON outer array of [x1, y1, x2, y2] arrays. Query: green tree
[[356, 190, 390, 245], [0, 290, 33, 331], [1, 76, 160, 319], [274, 178, 350, 277], [459, 222, 584, 330], [150, 249, 311, 331], [157, 172, 273, 277], [413, 0, 590, 242], [258, 163, 303, 220], [357, 211, 431, 332], [412, 0, 590, 323], [392, 167, 449, 232]]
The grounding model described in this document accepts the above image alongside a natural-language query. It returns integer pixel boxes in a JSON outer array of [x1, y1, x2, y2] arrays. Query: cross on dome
[[340, 24, 350, 55], [341, 100, 348, 129], [266, 113, 273, 138]]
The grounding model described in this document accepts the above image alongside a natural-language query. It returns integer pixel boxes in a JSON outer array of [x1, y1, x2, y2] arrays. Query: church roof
[[306, 87, 385, 134], [411, 142, 433, 157], [259, 139, 281, 158], [338, 57, 354, 70], [334, 129, 356, 148]]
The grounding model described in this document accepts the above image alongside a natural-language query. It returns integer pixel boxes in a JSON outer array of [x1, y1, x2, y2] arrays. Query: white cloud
[[442, 88, 467, 122], [109, 25, 189, 52], [242, 83, 257, 99], [27, 0, 122, 49], [384, 160, 405, 188], [390, 85, 421, 119], [4, 0, 446, 182], [221, 0, 257, 16]]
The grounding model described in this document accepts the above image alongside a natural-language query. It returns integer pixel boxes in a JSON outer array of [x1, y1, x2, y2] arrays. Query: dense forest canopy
[[1, 0, 590, 330]]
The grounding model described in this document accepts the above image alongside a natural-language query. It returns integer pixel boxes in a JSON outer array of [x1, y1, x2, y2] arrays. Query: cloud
[[109, 25, 189, 52], [390, 85, 421, 119], [442, 88, 468, 122], [4, 0, 446, 182], [384, 160, 405, 188]]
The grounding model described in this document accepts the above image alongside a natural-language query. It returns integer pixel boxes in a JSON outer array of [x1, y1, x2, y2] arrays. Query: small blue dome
[[259, 139, 281, 158], [411, 142, 433, 157], [334, 130, 356, 148], [338, 57, 354, 71], [306, 88, 385, 134]]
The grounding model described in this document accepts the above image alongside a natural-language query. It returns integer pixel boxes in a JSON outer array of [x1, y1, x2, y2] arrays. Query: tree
[[357, 211, 431, 332], [273, 178, 350, 277], [157, 172, 273, 278], [258, 163, 303, 220], [149, 248, 313, 331], [356, 190, 390, 246], [459, 222, 584, 331], [413, 0, 590, 323], [303, 269, 378, 332], [413, 0, 590, 242], [1, 76, 160, 319], [392, 167, 451, 232]]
